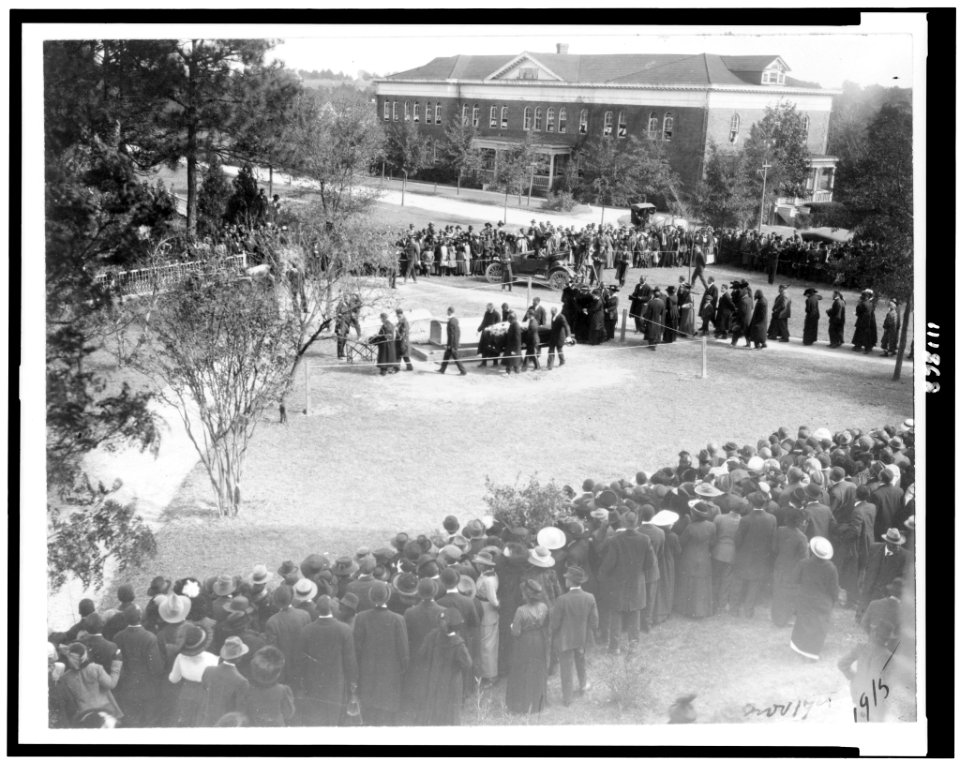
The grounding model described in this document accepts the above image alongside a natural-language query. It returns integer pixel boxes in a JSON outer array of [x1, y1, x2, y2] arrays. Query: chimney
[[557, 43, 569, 55]]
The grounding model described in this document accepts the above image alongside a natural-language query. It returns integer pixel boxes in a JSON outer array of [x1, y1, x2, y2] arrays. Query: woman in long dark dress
[[373, 313, 398, 375], [880, 300, 900, 357], [771, 511, 810, 627], [414, 608, 473, 725], [748, 289, 769, 349], [790, 537, 840, 661], [663, 286, 680, 343], [802, 289, 822, 345], [651, 510, 681, 623], [496, 544, 528, 678], [678, 284, 696, 337], [505, 579, 550, 715], [676, 502, 716, 619]]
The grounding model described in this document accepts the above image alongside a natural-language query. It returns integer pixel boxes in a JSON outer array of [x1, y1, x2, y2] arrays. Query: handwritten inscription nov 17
[[743, 697, 832, 720]]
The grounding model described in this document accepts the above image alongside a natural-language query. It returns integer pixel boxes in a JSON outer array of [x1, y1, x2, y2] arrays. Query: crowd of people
[[48, 419, 915, 728]]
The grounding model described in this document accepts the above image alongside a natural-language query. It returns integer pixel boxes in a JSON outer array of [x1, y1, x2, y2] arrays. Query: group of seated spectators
[[48, 418, 915, 729]]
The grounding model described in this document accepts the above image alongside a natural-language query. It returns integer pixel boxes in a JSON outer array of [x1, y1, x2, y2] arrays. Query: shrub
[[482, 475, 573, 532], [541, 191, 579, 213]]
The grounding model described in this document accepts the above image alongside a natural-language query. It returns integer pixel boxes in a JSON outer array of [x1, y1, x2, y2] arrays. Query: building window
[[558, 107, 567, 133], [729, 113, 740, 143], [435, 102, 441, 124], [462, 104, 469, 126], [618, 111, 628, 138], [404, 101, 410, 121], [414, 101, 420, 122], [579, 109, 588, 134], [662, 112, 674, 141], [761, 65, 786, 85], [383, 100, 389, 120], [534, 107, 543, 131], [501, 106, 508, 129], [472, 105, 479, 127], [425, 102, 432, 124], [546, 108, 556, 132], [519, 67, 538, 80], [801, 114, 810, 137], [391, 101, 397, 121], [646, 112, 658, 139], [603, 111, 613, 136], [523, 107, 532, 131], [490, 106, 498, 128]]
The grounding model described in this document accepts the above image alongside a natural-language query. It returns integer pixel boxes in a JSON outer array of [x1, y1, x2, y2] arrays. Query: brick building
[[374, 46, 839, 216]]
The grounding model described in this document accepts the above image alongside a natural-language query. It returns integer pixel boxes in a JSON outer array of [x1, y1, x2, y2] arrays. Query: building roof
[[383, 52, 822, 89]]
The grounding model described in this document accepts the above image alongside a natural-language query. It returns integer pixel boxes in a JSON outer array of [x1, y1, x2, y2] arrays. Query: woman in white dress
[[473, 551, 500, 683]]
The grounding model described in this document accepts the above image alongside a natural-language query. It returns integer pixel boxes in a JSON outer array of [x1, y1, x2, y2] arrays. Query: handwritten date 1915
[[743, 697, 831, 720]]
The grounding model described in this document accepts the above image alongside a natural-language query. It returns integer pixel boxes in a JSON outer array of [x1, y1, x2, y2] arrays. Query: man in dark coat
[[731, 497, 777, 618], [587, 292, 605, 345], [113, 606, 164, 727], [603, 286, 619, 341], [852, 290, 878, 353], [78, 614, 119, 669], [373, 313, 398, 375], [547, 306, 569, 369], [102, 584, 138, 643], [296, 596, 357, 726], [264, 585, 311, 690], [403, 237, 420, 283], [629, 276, 653, 333], [436, 568, 481, 667], [857, 529, 913, 620], [503, 312, 523, 374], [353, 581, 409, 726], [437, 306, 468, 375], [853, 486, 877, 585], [394, 308, 414, 371], [642, 289, 665, 349], [827, 290, 846, 347], [767, 284, 791, 342], [802, 288, 821, 345], [477, 303, 502, 368], [699, 276, 719, 330], [870, 467, 904, 541], [748, 289, 769, 349], [730, 282, 754, 347], [828, 468, 861, 606], [550, 566, 598, 706], [521, 308, 542, 371], [691, 246, 708, 289], [198, 636, 250, 726], [715, 283, 734, 338], [802, 483, 837, 540], [598, 511, 656, 653], [636, 505, 665, 632]]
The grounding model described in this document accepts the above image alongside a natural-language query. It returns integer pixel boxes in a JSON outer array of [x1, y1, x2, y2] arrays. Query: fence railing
[[93, 253, 248, 295]]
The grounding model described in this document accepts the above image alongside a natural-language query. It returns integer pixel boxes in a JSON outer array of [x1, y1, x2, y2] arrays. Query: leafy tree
[[692, 141, 756, 228], [491, 134, 540, 211], [834, 102, 914, 380], [129, 263, 301, 517], [575, 134, 685, 220], [286, 87, 385, 215], [438, 117, 482, 193], [224, 164, 263, 226], [383, 118, 427, 179], [197, 153, 230, 238], [741, 102, 811, 224]]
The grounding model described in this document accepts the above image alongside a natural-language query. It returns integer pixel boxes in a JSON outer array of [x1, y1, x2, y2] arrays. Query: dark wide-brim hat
[[803, 288, 818, 296], [332, 557, 359, 577], [249, 645, 285, 687]]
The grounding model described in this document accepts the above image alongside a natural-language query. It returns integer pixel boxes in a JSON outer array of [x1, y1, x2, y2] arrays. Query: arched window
[[383, 100, 390, 120], [392, 101, 398, 121], [490, 105, 498, 128], [618, 111, 628, 138], [435, 102, 442, 124], [500, 106, 509, 129], [558, 107, 567, 133], [603, 111, 613, 136], [546, 108, 556, 132], [404, 101, 410, 121], [472, 105, 479, 127], [523, 107, 532, 131], [801, 114, 810, 137], [729, 112, 740, 143], [425, 102, 433, 124], [534, 107, 543, 131], [462, 104, 469, 126], [413, 101, 420, 122], [662, 112, 674, 141], [646, 112, 658, 139], [579, 109, 588, 134]]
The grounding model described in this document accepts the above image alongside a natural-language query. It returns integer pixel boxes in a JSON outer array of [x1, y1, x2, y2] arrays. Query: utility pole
[[757, 161, 772, 232]]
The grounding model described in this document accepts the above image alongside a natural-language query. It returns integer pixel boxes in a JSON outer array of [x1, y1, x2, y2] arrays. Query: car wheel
[[485, 262, 503, 283], [548, 270, 570, 290]]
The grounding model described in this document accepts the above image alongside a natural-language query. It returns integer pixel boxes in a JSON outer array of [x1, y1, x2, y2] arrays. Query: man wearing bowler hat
[[296, 595, 358, 726], [264, 584, 310, 689], [113, 606, 164, 727], [551, 566, 598, 706], [353, 581, 409, 726]]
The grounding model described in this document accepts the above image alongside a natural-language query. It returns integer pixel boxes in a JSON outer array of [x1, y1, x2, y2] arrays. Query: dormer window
[[761, 62, 786, 85]]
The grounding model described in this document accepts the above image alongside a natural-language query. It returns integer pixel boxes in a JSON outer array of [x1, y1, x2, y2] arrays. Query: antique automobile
[[629, 201, 658, 227], [484, 251, 576, 291]]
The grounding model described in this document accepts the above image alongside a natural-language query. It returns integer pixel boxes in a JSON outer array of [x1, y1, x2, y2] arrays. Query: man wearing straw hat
[[857, 528, 912, 621]]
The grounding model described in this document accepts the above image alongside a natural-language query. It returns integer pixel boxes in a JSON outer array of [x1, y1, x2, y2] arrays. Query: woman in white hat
[[650, 510, 681, 623], [473, 551, 500, 684], [525, 545, 562, 604], [790, 536, 840, 661]]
